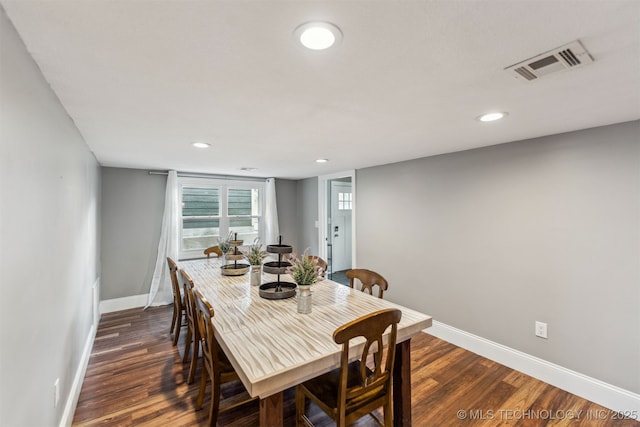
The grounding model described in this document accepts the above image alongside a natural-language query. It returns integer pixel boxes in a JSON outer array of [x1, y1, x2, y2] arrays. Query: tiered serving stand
[[259, 237, 297, 299], [221, 238, 250, 276]]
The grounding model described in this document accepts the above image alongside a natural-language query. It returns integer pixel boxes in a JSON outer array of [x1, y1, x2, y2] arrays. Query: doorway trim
[[318, 170, 356, 270]]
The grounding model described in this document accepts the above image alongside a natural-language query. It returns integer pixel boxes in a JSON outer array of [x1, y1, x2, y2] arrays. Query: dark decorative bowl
[[263, 261, 291, 274], [266, 244, 293, 254], [259, 282, 297, 299], [221, 263, 250, 276]]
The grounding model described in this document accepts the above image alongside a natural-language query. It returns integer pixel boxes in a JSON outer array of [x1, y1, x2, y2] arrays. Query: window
[[338, 192, 352, 210], [228, 187, 261, 243], [181, 186, 220, 251], [179, 178, 264, 259]]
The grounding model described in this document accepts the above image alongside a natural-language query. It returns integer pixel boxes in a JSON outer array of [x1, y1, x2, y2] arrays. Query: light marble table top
[[179, 257, 432, 399]]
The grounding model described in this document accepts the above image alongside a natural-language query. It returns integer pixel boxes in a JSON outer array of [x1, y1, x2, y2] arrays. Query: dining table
[[179, 257, 432, 427]]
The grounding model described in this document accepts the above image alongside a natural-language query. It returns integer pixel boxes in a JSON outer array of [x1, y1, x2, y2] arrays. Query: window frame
[[178, 177, 265, 260]]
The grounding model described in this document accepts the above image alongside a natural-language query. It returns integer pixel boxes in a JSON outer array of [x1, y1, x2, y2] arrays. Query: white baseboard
[[59, 324, 96, 427], [426, 320, 640, 415], [100, 293, 148, 313], [92, 278, 101, 327]]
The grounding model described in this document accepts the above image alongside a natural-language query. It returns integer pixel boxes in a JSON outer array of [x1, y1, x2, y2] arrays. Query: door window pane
[[338, 192, 352, 210]]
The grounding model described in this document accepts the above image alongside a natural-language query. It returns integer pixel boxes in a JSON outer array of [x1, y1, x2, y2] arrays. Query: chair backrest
[[167, 257, 181, 303], [334, 309, 402, 419], [179, 269, 197, 333], [193, 289, 222, 373], [204, 245, 223, 258], [346, 269, 388, 299], [306, 255, 328, 277]]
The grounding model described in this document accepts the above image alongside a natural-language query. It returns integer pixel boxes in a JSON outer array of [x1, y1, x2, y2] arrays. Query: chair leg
[[196, 365, 207, 410], [295, 387, 305, 427], [187, 334, 200, 384], [182, 324, 192, 363], [172, 307, 182, 346], [207, 372, 220, 427], [170, 303, 178, 334], [384, 400, 393, 427]]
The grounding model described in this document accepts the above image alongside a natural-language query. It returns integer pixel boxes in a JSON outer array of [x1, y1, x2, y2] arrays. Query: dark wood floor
[[73, 306, 638, 426], [328, 270, 350, 286]]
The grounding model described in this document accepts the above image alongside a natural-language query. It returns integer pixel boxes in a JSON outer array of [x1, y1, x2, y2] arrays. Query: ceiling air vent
[[505, 40, 593, 81]]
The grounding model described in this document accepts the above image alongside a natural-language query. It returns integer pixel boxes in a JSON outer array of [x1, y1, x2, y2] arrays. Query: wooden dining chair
[[193, 289, 257, 426], [167, 257, 186, 346], [346, 269, 389, 299], [306, 255, 328, 278], [204, 245, 223, 258], [179, 269, 200, 384], [296, 308, 402, 427]]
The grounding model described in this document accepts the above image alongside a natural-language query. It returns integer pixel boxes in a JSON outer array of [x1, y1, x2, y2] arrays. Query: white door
[[329, 181, 352, 272]]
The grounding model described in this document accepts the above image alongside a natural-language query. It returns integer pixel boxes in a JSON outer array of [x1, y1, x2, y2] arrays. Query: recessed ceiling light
[[316, 158, 329, 163], [192, 142, 210, 148], [477, 112, 508, 122], [294, 22, 342, 50]]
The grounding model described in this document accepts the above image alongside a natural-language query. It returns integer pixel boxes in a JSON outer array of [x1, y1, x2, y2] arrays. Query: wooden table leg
[[393, 339, 412, 427], [259, 392, 283, 427]]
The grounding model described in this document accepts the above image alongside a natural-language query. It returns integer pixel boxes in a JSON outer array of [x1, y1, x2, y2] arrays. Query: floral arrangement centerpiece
[[286, 249, 320, 314], [244, 238, 268, 286], [286, 250, 321, 286], [243, 238, 268, 266]]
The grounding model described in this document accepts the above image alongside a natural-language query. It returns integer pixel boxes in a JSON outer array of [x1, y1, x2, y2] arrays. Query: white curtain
[[146, 170, 179, 308], [264, 178, 280, 245]]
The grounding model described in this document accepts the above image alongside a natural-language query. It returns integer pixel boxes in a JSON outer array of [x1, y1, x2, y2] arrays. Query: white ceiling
[[3, 1, 639, 179]]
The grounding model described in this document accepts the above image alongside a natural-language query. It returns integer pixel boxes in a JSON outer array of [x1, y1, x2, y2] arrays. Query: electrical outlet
[[535, 321, 548, 339], [53, 378, 60, 408]]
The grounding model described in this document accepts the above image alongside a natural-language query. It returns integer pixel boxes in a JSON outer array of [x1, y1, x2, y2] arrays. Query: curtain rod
[[148, 170, 267, 182]]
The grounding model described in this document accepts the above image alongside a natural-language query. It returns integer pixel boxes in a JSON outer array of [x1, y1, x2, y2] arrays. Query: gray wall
[[356, 121, 639, 393], [100, 170, 299, 299], [101, 168, 165, 300], [0, 8, 101, 426], [273, 178, 299, 248], [297, 177, 319, 254]]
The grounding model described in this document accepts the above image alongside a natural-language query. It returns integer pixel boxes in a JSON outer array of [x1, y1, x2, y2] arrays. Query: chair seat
[[301, 361, 385, 413]]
